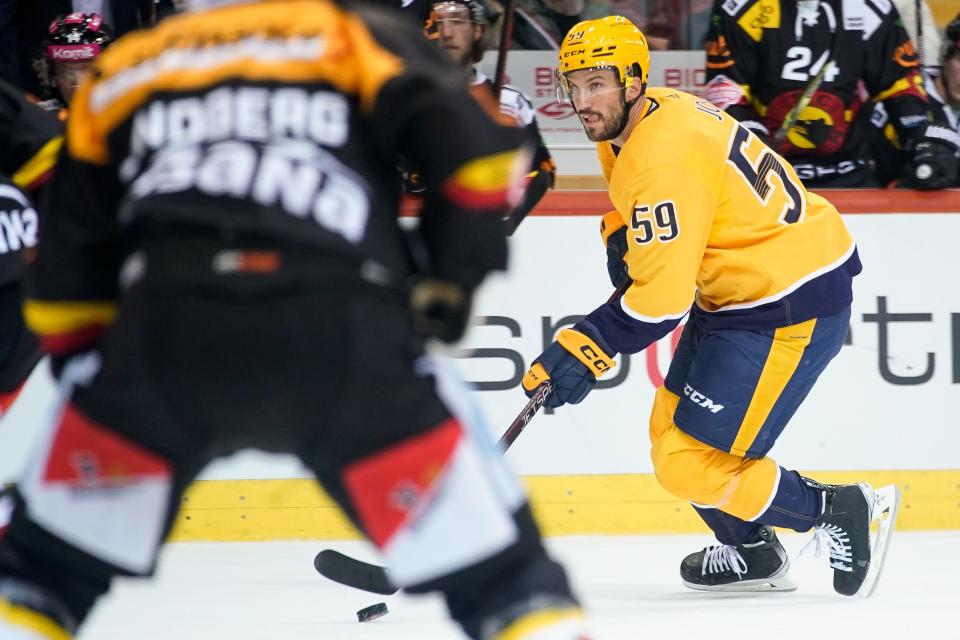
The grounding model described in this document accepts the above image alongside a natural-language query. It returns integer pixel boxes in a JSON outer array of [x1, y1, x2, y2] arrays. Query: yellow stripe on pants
[[729, 318, 817, 456]]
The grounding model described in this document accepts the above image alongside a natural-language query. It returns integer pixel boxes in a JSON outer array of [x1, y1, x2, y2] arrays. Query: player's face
[[943, 54, 960, 107], [564, 68, 628, 141], [435, 7, 480, 69], [54, 60, 93, 104]]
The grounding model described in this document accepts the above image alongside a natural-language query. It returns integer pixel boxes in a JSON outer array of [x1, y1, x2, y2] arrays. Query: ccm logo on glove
[[522, 327, 616, 408], [558, 331, 613, 375]]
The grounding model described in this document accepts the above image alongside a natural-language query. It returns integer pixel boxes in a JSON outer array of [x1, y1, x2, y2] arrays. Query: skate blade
[[682, 577, 797, 593], [858, 484, 901, 599], [682, 564, 797, 593]]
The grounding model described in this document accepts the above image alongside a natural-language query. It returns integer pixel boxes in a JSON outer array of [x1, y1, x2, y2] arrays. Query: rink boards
[[168, 190, 960, 541], [170, 470, 959, 541]]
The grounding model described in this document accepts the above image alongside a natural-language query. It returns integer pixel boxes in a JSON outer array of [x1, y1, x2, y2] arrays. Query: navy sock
[[692, 505, 761, 545], [753, 468, 823, 532], [692, 469, 824, 544]]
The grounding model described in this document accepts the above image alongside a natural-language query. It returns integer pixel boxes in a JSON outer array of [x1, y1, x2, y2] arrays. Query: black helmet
[[431, 0, 491, 26], [44, 12, 114, 64]]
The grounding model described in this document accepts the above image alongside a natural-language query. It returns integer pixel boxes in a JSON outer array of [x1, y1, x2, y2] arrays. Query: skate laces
[[702, 545, 748, 578], [802, 524, 853, 572]]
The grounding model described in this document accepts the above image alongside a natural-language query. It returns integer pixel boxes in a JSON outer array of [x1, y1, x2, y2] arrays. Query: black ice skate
[[680, 525, 796, 592], [804, 481, 901, 598]]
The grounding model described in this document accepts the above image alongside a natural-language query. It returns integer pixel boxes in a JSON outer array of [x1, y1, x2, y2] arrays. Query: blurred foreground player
[[525, 15, 899, 596], [0, 1, 592, 639]]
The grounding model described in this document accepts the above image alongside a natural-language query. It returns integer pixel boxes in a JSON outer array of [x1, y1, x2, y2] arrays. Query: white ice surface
[[78, 531, 957, 640]]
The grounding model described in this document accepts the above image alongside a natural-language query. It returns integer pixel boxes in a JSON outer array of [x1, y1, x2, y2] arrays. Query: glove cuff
[[557, 327, 616, 378], [599, 210, 626, 246]]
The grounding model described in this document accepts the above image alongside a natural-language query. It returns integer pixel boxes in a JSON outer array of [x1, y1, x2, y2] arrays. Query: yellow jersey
[[584, 88, 860, 354]]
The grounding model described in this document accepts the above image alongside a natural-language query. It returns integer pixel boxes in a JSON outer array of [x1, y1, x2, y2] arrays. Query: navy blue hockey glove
[[522, 325, 616, 408], [600, 210, 630, 289], [906, 128, 960, 190], [409, 278, 473, 343]]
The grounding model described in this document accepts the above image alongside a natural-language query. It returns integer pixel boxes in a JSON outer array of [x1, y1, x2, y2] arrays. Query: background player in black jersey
[[36, 13, 114, 111], [903, 13, 960, 187], [0, 1, 592, 639], [934, 13, 960, 116], [415, 0, 555, 229], [866, 12, 959, 187], [705, 0, 952, 188], [0, 79, 63, 522], [0, 80, 62, 418], [912, 13, 960, 186]]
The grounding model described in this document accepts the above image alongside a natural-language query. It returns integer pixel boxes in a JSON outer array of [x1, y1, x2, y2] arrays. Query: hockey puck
[[356, 602, 388, 622]]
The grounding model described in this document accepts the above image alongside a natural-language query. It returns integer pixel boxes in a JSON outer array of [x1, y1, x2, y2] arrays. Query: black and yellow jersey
[[704, 0, 929, 167], [584, 88, 860, 355], [0, 80, 63, 195], [0, 81, 61, 288], [27, 0, 525, 337]]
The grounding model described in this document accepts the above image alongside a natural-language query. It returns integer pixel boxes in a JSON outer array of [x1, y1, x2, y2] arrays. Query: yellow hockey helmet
[[556, 16, 650, 102]]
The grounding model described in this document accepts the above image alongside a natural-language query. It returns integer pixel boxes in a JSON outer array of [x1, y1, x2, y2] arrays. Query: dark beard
[[582, 93, 630, 142]]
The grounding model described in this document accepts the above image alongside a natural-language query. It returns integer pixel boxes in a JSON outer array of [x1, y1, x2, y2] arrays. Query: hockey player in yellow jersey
[[523, 15, 900, 597]]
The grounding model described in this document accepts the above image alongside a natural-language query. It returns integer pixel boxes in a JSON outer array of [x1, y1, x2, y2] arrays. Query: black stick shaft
[[497, 380, 553, 449], [494, 0, 516, 91], [915, 0, 925, 65]]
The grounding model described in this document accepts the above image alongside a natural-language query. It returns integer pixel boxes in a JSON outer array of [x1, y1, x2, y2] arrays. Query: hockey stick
[[772, 7, 839, 148], [314, 381, 554, 596], [772, 57, 834, 146], [504, 170, 551, 236], [914, 0, 924, 67], [493, 0, 517, 92], [496, 379, 553, 448], [313, 281, 631, 595]]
